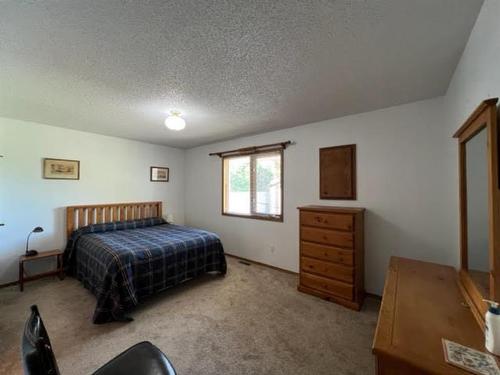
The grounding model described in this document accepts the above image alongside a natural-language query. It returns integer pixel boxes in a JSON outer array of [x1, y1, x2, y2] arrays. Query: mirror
[[466, 127, 489, 298], [456, 98, 500, 328]]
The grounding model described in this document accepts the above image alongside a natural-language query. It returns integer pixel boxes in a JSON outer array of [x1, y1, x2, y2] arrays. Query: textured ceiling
[[0, 0, 483, 148]]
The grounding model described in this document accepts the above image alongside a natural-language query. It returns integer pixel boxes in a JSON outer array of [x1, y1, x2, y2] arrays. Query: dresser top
[[297, 205, 365, 213], [373, 256, 484, 374]]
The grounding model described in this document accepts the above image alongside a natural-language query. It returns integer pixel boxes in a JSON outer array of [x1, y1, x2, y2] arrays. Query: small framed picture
[[150, 166, 169, 182], [43, 158, 80, 180]]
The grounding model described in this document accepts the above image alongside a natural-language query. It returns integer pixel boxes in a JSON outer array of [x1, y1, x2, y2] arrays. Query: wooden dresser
[[373, 257, 484, 374], [297, 205, 365, 310]]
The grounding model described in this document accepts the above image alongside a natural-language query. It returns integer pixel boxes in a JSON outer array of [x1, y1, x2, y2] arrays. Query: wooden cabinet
[[373, 257, 484, 374], [297, 206, 364, 310], [319, 144, 357, 200]]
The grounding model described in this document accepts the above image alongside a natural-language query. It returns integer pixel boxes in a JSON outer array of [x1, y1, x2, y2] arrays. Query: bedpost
[[66, 207, 75, 239]]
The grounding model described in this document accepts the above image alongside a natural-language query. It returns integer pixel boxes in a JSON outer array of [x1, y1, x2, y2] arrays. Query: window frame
[[221, 149, 284, 222]]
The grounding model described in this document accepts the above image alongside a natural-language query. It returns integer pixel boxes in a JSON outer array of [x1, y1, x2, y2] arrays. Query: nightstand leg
[[19, 261, 24, 292], [58, 254, 64, 280]]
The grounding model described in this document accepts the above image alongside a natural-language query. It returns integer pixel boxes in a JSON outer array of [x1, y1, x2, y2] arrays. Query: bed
[[63, 202, 226, 324]]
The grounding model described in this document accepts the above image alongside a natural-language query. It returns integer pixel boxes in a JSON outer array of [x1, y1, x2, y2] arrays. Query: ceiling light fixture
[[164, 111, 186, 131]]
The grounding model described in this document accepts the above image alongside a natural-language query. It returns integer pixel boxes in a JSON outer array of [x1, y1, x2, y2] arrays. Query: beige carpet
[[0, 257, 379, 374]]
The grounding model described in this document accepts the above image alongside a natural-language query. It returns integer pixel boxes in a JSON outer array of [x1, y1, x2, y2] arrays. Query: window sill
[[222, 212, 283, 222]]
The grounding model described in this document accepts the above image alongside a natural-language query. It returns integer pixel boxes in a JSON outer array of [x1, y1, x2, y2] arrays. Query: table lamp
[[25, 226, 44, 257]]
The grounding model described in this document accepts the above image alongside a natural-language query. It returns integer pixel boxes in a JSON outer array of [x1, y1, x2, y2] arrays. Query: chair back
[[21, 305, 60, 375]]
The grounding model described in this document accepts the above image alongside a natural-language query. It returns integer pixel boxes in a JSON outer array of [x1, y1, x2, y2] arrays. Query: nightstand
[[19, 249, 64, 291]]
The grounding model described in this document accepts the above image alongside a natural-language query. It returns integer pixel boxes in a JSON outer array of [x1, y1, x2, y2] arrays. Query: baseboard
[[0, 280, 18, 289], [366, 292, 382, 300], [0, 252, 383, 300], [225, 253, 382, 300], [225, 253, 298, 275]]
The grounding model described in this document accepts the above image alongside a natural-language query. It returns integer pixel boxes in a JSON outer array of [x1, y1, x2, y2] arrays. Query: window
[[223, 150, 283, 221]]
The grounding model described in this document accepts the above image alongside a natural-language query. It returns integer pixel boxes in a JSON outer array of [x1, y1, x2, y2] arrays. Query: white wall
[[185, 98, 450, 295], [0, 117, 185, 284], [445, 0, 500, 128]]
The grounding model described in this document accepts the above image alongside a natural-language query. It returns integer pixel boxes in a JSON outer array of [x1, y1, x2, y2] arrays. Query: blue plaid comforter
[[64, 218, 226, 323]]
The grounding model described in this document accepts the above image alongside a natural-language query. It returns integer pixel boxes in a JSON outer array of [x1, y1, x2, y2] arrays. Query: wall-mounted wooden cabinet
[[319, 144, 356, 200]]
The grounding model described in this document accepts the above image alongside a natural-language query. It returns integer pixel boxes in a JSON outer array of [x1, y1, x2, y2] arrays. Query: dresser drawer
[[301, 241, 353, 266], [300, 211, 353, 231], [301, 226, 354, 248], [300, 272, 353, 300], [301, 257, 354, 283]]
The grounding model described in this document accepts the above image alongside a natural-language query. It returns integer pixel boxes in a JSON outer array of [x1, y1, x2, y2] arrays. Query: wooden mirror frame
[[454, 98, 500, 329]]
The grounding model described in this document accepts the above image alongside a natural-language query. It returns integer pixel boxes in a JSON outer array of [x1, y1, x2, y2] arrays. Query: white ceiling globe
[[164, 112, 186, 131]]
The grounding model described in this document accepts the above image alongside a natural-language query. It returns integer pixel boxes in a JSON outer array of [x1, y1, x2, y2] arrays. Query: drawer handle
[[315, 216, 324, 223]]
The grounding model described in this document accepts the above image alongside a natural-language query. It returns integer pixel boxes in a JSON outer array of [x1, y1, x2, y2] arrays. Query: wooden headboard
[[66, 201, 162, 238]]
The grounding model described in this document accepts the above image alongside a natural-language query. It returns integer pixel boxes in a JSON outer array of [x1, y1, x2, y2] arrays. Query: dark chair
[[22, 305, 177, 375]]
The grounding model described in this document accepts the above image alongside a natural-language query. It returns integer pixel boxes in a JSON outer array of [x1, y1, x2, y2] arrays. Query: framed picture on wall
[[150, 166, 169, 182], [43, 158, 80, 180]]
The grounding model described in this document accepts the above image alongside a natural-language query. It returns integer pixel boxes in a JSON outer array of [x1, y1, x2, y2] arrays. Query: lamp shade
[[164, 112, 186, 131], [32, 226, 44, 233]]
